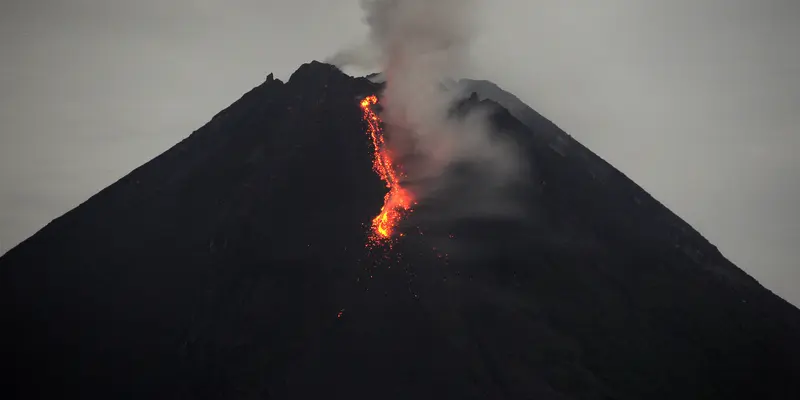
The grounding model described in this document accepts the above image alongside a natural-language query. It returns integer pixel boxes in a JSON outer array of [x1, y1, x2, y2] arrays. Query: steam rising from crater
[[329, 0, 526, 222]]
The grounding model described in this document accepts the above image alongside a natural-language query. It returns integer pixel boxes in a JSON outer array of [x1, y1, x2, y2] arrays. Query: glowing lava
[[360, 95, 414, 245]]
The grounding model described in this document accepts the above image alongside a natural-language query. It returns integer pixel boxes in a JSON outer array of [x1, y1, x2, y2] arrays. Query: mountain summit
[[2, 61, 799, 399]]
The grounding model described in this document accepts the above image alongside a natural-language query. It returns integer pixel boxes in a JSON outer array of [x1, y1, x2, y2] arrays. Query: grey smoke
[[329, 0, 526, 219]]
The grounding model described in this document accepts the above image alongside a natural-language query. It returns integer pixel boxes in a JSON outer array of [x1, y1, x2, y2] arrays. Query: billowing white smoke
[[329, 0, 525, 219]]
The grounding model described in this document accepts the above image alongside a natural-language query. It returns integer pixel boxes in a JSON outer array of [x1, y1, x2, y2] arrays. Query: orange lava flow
[[360, 95, 414, 245]]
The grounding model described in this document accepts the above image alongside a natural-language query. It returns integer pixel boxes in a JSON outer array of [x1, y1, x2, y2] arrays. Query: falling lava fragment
[[360, 95, 414, 246]]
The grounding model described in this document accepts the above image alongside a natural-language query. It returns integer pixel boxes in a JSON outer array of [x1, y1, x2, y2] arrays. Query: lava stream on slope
[[360, 95, 415, 246]]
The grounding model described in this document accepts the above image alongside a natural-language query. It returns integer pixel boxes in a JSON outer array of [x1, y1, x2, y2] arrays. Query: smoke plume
[[329, 0, 526, 221]]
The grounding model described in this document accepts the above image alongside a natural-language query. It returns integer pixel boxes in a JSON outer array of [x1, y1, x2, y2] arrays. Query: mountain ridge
[[1, 60, 798, 399]]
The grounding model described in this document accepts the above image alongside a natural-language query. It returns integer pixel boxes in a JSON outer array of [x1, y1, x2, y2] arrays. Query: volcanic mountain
[[2, 61, 799, 399]]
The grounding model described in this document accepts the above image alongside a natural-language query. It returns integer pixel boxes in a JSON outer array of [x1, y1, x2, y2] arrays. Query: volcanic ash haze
[[330, 0, 526, 222]]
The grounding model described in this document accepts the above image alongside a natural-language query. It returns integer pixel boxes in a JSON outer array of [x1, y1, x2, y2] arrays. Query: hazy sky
[[1, 1, 798, 305]]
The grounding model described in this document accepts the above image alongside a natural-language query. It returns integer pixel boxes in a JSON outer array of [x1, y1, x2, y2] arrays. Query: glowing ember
[[360, 95, 414, 245]]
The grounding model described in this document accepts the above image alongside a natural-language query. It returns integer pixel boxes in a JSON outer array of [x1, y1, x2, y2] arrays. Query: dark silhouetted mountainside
[[2, 61, 799, 399]]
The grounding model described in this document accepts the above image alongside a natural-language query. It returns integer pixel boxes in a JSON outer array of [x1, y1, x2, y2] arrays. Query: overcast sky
[[1, 0, 797, 305]]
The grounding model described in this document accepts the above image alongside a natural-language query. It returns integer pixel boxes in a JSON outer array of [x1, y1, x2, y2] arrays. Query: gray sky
[[1, 0, 798, 305]]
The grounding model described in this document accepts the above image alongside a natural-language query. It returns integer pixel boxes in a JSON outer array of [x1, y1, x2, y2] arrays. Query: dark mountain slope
[[459, 78, 744, 279], [1, 61, 799, 399]]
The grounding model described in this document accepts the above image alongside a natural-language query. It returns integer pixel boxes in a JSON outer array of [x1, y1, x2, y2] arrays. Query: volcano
[[2, 61, 799, 399]]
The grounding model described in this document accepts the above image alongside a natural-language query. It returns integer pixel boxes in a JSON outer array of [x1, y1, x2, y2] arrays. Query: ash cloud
[[329, 0, 527, 222]]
